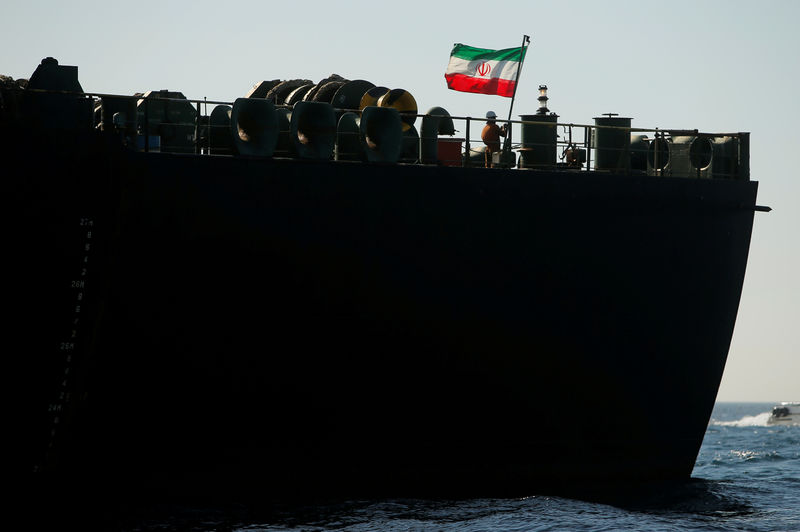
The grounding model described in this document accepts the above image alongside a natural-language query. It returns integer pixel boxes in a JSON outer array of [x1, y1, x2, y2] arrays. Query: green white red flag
[[444, 43, 527, 97]]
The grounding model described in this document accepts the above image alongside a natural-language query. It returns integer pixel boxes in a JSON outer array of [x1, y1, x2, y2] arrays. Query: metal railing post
[[204, 97, 209, 155], [144, 97, 149, 153], [464, 117, 471, 167], [654, 129, 660, 176], [195, 102, 201, 155], [585, 125, 591, 171]]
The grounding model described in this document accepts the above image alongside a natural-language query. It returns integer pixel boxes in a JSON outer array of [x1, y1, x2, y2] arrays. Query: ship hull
[[10, 129, 757, 500]]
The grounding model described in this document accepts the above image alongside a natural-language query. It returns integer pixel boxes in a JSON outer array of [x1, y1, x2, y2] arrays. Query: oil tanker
[[6, 58, 764, 503]]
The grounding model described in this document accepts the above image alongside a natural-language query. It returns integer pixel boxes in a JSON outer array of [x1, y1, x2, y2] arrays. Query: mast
[[503, 34, 531, 154]]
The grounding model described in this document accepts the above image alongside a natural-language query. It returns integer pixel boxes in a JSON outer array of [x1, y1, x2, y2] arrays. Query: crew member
[[481, 111, 507, 168]]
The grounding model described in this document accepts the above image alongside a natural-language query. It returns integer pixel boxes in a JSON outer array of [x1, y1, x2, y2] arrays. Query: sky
[[3, 0, 797, 402]]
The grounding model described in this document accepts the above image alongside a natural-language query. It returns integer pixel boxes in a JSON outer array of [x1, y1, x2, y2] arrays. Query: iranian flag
[[445, 43, 527, 97]]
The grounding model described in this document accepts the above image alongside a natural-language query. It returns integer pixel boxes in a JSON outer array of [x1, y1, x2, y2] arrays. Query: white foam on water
[[712, 412, 772, 427]]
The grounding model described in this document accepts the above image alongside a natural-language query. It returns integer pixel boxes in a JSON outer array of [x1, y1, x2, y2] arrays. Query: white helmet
[[486, 111, 497, 119]]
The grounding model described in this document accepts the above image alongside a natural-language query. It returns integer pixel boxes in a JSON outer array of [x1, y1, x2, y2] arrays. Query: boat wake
[[712, 412, 771, 427]]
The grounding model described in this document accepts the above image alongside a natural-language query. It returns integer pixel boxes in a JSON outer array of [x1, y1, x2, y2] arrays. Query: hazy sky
[[3, 0, 797, 401]]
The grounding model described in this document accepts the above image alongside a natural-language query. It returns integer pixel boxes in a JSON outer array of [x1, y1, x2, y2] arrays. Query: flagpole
[[503, 34, 531, 154]]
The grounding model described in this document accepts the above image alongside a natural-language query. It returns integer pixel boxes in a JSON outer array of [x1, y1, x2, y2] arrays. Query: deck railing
[[1, 87, 750, 180]]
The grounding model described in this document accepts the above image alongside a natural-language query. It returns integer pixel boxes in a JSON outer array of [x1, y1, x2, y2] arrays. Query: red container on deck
[[437, 138, 463, 166]]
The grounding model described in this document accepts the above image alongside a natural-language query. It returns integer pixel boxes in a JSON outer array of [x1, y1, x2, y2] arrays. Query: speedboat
[[767, 402, 800, 425]]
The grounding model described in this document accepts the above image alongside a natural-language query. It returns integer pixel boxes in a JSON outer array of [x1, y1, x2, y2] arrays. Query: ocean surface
[[97, 402, 800, 531]]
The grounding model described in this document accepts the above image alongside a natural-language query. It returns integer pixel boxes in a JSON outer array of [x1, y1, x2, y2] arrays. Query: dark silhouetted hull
[[10, 129, 757, 501]]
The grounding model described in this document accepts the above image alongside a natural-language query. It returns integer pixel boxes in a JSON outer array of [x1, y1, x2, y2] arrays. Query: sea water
[[93, 403, 800, 531]]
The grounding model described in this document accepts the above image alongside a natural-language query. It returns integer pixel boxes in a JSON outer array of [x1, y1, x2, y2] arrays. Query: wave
[[711, 412, 771, 427]]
